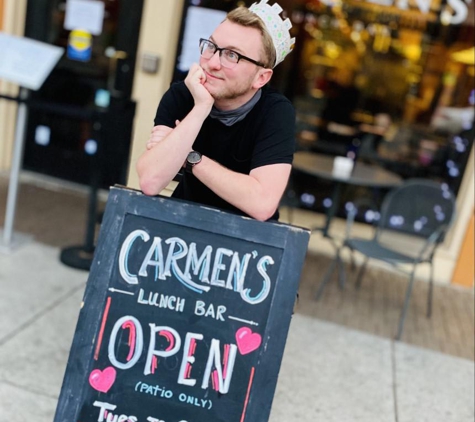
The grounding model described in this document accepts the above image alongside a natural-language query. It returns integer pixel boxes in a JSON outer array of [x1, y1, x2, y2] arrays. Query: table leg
[[321, 181, 343, 238], [315, 181, 347, 299]]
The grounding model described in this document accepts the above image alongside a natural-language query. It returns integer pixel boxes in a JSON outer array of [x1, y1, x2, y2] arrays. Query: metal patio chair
[[317, 178, 456, 340]]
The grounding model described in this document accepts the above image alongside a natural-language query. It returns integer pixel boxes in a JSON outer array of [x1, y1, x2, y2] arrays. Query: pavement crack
[[0, 283, 85, 347], [1, 378, 60, 400], [391, 340, 400, 422]]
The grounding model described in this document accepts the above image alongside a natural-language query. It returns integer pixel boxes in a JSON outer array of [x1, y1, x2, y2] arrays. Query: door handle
[[107, 49, 128, 97]]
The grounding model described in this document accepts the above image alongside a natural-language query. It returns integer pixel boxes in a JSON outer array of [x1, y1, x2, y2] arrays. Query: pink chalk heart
[[89, 366, 116, 393], [236, 327, 262, 355]]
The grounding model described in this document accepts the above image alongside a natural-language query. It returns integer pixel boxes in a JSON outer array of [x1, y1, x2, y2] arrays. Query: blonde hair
[[226, 7, 276, 69]]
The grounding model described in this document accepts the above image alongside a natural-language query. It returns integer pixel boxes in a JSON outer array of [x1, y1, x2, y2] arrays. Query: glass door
[[22, 0, 143, 188]]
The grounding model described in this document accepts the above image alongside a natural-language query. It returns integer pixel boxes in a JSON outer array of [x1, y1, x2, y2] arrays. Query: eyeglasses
[[199, 38, 266, 69]]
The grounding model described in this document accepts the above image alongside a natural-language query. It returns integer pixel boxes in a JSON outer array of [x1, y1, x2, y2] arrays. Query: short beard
[[211, 84, 251, 101], [208, 70, 258, 101]]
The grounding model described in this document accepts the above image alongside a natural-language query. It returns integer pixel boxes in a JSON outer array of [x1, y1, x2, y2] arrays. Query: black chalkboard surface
[[54, 186, 310, 422]]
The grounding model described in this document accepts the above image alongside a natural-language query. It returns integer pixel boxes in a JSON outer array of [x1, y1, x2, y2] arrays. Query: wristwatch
[[185, 151, 202, 174]]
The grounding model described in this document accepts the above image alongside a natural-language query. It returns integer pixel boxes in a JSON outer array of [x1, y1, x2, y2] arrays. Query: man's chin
[[203, 82, 219, 99]]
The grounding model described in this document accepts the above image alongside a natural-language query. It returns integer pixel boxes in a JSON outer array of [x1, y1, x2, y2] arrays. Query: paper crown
[[249, 0, 295, 68]]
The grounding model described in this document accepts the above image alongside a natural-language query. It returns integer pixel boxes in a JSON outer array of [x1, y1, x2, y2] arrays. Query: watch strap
[[185, 151, 202, 174]]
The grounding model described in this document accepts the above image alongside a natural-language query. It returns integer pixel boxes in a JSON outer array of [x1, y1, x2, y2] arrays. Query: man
[[137, 0, 296, 221]]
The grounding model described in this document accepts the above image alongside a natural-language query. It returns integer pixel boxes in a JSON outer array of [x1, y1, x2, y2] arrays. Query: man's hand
[[146, 120, 180, 150], [137, 65, 214, 196], [185, 64, 215, 110]]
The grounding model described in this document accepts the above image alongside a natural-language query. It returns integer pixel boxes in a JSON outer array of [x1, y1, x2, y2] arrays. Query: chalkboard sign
[[54, 186, 310, 422]]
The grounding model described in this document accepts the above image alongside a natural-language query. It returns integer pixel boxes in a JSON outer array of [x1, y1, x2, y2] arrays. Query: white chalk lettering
[[184, 243, 212, 283], [178, 393, 213, 410], [241, 255, 274, 304], [137, 288, 185, 312], [164, 237, 211, 293], [178, 332, 204, 387], [107, 316, 238, 394], [226, 251, 251, 291], [119, 230, 149, 284], [194, 300, 226, 321], [163, 237, 188, 277], [210, 247, 233, 287], [117, 231, 275, 305], [144, 325, 181, 375], [135, 381, 173, 398], [108, 316, 143, 370], [147, 419, 189, 422], [93, 401, 116, 421], [92, 401, 138, 422], [138, 236, 165, 280], [201, 339, 237, 394]]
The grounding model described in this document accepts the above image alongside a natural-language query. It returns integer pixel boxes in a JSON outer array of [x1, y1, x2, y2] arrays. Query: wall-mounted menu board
[[54, 186, 310, 422]]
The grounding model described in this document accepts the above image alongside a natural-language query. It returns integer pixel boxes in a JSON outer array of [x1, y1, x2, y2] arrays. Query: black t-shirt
[[154, 81, 296, 219]]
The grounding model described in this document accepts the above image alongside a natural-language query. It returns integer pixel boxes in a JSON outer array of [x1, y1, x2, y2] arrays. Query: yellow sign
[[67, 29, 92, 61]]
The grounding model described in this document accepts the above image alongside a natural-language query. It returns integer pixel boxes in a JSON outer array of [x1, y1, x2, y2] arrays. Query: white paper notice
[[64, 0, 105, 36], [0, 33, 64, 91], [178, 6, 227, 72]]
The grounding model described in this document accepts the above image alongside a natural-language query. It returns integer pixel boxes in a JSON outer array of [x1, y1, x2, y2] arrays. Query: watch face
[[187, 151, 202, 165]]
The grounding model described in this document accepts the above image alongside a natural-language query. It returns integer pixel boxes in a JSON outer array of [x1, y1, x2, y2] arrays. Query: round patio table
[[292, 151, 403, 237], [292, 151, 403, 298]]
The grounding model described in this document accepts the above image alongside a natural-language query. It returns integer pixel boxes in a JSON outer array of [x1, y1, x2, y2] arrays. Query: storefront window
[[278, 0, 474, 218]]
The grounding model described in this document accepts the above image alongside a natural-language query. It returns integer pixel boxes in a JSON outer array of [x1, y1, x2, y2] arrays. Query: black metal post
[[59, 115, 104, 270]]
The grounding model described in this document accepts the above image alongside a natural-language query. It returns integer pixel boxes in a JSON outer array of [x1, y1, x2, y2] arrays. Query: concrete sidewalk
[[1, 241, 473, 421]]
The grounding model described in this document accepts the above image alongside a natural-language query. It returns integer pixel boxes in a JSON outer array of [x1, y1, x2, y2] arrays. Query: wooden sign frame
[[54, 186, 310, 422]]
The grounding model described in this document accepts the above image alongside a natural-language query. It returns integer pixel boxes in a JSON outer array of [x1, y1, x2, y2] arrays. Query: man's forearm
[[136, 105, 210, 195], [192, 156, 291, 221]]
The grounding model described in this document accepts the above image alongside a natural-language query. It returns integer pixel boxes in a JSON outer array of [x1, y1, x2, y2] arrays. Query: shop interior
[[268, 0, 474, 221], [174, 0, 473, 225]]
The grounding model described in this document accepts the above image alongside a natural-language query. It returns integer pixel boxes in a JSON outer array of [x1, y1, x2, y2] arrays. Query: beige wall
[[0, 0, 26, 171], [0, 0, 4, 30], [452, 211, 474, 287], [437, 146, 475, 285], [126, 0, 184, 190]]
